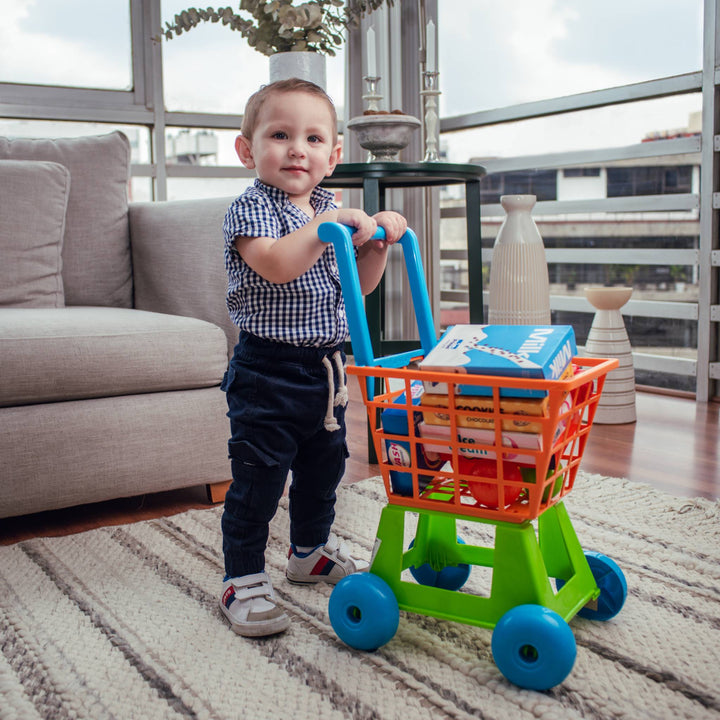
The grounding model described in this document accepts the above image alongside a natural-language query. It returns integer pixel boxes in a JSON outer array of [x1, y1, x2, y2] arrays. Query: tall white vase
[[269, 51, 327, 90], [488, 195, 551, 325], [584, 286, 637, 424]]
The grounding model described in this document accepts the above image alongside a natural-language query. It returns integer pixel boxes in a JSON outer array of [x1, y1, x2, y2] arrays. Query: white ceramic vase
[[269, 51, 327, 90], [488, 195, 551, 325], [584, 286, 637, 424]]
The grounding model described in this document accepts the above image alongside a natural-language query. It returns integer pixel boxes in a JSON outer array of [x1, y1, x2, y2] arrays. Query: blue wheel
[[492, 605, 577, 690], [556, 551, 627, 621], [408, 536, 471, 591], [328, 573, 399, 651], [578, 551, 627, 621]]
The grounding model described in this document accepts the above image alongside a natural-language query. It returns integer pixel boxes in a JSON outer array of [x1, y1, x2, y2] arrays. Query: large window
[[440, 94, 702, 164], [0, 0, 132, 90], [480, 170, 557, 203], [438, 0, 703, 117], [160, 0, 347, 117], [438, 1, 703, 166], [607, 166, 694, 197], [437, 2, 709, 396]]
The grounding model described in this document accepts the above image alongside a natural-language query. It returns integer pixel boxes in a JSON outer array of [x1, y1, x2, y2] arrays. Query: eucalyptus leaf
[[158, 0, 394, 56]]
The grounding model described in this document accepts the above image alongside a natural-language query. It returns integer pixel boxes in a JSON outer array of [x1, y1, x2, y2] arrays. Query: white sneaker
[[286, 532, 369, 585], [220, 572, 290, 637]]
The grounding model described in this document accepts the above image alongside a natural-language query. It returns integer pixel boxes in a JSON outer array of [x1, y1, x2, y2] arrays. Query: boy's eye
[[271, 131, 288, 140], [308, 135, 322, 143]]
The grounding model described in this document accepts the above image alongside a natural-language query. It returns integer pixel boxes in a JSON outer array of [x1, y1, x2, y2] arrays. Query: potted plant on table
[[158, 1, 392, 87]]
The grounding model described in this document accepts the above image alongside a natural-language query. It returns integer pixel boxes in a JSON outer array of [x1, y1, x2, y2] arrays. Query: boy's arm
[[234, 208, 377, 284], [356, 211, 408, 295]]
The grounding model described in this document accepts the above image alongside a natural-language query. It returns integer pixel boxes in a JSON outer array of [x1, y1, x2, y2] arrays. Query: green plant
[[604, 264, 637, 286], [158, 0, 392, 56], [620, 264, 638, 285], [668, 265, 686, 282]]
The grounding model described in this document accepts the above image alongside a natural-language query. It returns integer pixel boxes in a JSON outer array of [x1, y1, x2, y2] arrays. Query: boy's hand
[[373, 211, 407, 246], [336, 208, 378, 246]]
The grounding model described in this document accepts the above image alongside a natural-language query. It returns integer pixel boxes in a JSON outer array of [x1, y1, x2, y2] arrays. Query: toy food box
[[417, 419, 566, 464], [421, 393, 550, 433], [419, 324, 576, 398]]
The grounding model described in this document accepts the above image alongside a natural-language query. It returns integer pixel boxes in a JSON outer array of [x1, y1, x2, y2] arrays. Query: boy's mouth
[[283, 166, 307, 173]]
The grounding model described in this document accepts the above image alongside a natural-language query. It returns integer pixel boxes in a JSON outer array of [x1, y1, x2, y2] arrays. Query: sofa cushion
[[0, 389, 229, 518], [0, 160, 69, 308], [0, 132, 132, 308], [130, 197, 238, 356], [0, 307, 228, 407]]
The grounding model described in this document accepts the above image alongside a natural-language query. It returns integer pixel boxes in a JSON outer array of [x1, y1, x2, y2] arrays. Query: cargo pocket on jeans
[[220, 364, 235, 393], [227, 439, 279, 469]]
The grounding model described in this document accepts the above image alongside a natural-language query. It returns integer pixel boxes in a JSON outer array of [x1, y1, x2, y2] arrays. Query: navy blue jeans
[[221, 331, 348, 578]]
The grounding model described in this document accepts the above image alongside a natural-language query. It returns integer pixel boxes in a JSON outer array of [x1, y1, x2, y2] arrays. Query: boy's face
[[235, 90, 341, 208]]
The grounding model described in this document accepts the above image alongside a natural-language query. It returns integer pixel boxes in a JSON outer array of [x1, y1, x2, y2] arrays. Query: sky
[[0, 0, 705, 164], [439, 0, 702, 115], [436, 0, 703, 160]]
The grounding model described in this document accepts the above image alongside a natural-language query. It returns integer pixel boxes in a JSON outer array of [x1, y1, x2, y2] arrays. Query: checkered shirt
[[223, 179, 348, 347]]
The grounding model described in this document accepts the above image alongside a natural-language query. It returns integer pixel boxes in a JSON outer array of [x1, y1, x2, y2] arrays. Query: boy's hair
[[241, 79, 338, 144]]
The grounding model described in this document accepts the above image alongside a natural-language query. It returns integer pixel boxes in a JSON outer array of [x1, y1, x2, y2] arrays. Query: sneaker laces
[[322, 350, 347, 432]]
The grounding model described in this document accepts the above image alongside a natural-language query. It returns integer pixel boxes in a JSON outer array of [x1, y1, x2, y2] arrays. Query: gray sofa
[[0, 131, 238, 519]]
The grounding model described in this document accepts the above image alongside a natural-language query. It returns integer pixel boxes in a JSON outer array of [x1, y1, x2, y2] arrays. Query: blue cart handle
[[318, 222, 436, 368]]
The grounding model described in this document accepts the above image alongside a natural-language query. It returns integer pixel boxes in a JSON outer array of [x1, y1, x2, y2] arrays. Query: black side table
[[323, 161, 486, 359], [323, 161, 487, 463]]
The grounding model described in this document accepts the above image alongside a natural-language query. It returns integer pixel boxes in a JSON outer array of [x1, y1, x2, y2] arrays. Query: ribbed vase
[[488, 195, 551, 325], [584, 286, 637, 424]]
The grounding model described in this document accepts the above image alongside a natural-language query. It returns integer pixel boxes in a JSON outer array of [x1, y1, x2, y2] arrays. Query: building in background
[[440, 113, 701, 391], [167, 130, 219, 165]]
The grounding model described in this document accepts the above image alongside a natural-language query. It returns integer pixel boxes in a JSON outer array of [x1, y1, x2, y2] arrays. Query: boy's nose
[[288, 142, 307, 158]]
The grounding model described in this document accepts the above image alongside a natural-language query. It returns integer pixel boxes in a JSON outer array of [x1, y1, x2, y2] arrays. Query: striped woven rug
[[1, 473, 718, 720]]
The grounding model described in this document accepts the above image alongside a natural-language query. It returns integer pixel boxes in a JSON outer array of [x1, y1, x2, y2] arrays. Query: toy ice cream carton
[[419, 324, 577, 398], [417, 421, 563, 464]]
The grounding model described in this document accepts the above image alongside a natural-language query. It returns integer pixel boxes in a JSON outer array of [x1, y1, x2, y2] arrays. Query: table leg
[[465, 179, 484, 323], [361, 178, 384, 463]]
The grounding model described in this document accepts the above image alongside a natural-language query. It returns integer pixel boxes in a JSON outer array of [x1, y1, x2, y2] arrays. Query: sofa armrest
[[129, 197, 237, 356]]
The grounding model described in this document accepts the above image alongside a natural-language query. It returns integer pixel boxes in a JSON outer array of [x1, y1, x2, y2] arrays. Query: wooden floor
[[1, 385, 718, 546]]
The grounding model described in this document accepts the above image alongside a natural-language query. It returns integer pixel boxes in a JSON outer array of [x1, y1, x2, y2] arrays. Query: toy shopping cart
[[318, 222, 627, 691]]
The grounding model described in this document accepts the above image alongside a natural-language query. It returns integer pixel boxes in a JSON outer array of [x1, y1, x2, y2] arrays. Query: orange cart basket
[[317, 221, 618, 524], [349, 355, 618, 524]]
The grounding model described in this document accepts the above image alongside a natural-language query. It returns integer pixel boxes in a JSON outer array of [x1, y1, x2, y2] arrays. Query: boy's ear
[[325, 142, 342, 177], [235, 134, 255, 169]]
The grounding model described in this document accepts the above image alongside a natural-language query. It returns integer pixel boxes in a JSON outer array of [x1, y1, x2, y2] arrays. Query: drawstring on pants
[[322, 350, 347, 432]]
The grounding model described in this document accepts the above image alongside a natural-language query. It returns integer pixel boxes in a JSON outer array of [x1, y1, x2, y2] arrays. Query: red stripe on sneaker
[[311, 556, 336, 576], [222, 586, 235, 608]]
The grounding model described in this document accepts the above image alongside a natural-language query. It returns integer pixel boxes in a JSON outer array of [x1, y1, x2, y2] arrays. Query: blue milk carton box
[[419, 325, 576, 398], [381, 380, 445, 496]]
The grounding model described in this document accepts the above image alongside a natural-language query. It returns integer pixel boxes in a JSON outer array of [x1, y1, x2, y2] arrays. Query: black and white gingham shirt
[[223, 179, 348, 347]]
